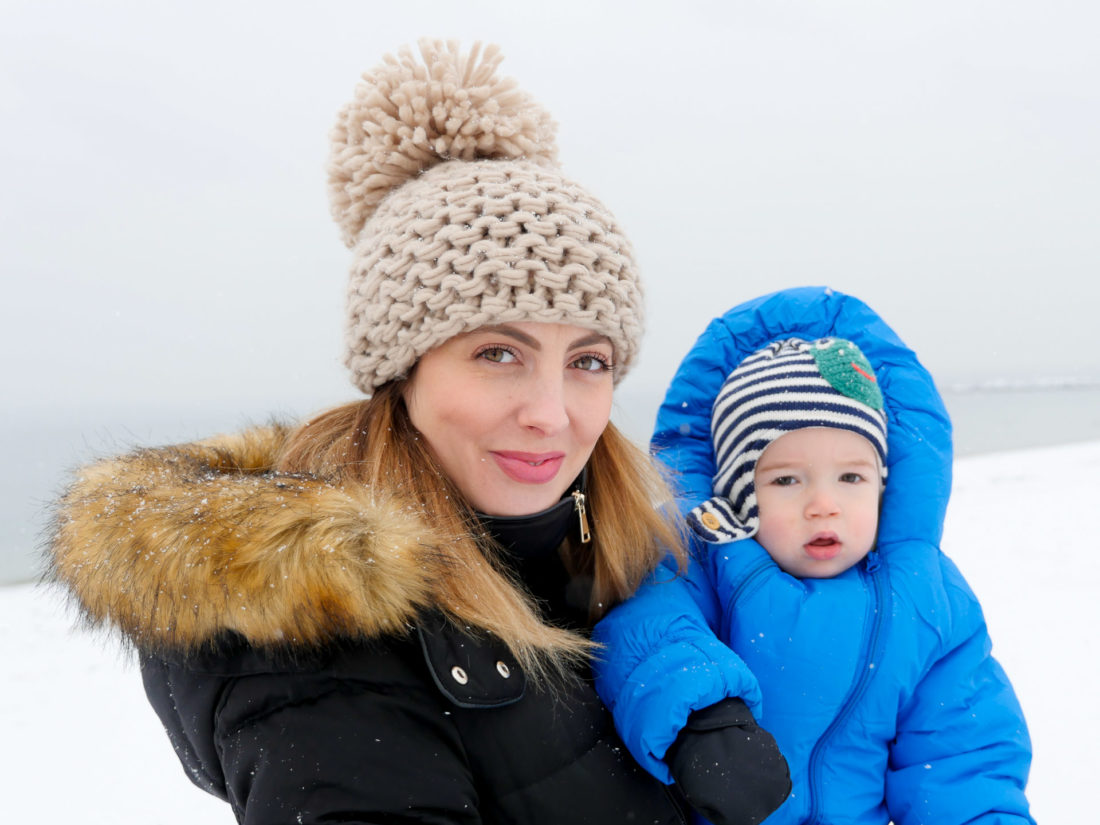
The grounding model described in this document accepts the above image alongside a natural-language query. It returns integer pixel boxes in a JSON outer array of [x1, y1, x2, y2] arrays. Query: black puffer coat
[[47, 426, 686, 824]]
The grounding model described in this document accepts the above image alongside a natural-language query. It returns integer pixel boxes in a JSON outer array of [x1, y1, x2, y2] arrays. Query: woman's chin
[[472, 482, 568, 518]]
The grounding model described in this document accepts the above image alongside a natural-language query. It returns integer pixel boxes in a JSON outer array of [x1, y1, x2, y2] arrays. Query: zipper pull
[[865, 549, 881, 573], [572, 490, 592, 543]]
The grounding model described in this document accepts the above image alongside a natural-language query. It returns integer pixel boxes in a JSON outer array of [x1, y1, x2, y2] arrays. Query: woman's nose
[[516, 375, 570, 435]]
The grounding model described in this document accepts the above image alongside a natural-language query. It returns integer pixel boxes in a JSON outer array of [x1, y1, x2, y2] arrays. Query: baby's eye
[[839, 472, 866, 484], [477, 346, 518, 364], [572, 353, 612, 373], [771, 475, 798, 487]]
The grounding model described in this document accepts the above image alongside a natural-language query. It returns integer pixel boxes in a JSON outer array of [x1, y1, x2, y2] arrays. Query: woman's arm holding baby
[[593, 550, 764, 781]]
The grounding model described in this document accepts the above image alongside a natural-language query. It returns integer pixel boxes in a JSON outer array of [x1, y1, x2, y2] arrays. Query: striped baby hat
[[687, 337, 888, 544]]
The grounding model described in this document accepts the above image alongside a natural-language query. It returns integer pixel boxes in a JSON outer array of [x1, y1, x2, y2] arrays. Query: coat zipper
[[722, 556, 773, 635], [571, 490, 591, 543], [804, 550, 890, 825]]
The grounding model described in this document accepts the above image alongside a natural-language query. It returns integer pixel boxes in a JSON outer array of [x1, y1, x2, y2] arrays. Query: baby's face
[[753, 428, 881, 578]]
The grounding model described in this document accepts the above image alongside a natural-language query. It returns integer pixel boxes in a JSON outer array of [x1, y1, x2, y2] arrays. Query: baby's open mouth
[[804, 534, 841, 560]]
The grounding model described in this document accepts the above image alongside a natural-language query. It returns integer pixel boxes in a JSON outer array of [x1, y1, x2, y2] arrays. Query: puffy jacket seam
[[166, 667, 231, 798], [216, 676, 434, 738]]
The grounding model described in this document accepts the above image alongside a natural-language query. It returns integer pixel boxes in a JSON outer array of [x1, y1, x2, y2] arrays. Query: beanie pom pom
[[328, 39, 559, 247]]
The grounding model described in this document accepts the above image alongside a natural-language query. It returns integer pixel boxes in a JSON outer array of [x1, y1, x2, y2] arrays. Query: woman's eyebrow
[[475, 326, 611, 351], [475, 325, 540, 348], [569, 332, 613, 349]]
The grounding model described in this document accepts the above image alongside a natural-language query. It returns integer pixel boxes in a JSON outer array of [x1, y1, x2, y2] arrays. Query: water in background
[[617, 384, 1100, 456], [945, 385, 1100, 455], [6, 387, 1100, 584]]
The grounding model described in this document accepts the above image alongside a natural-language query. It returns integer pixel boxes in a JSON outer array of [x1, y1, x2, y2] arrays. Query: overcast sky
[[5, 0, 1098, 419]]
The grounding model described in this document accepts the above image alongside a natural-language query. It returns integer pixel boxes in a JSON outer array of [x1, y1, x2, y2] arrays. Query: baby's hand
[[666, 698, 790, 825]]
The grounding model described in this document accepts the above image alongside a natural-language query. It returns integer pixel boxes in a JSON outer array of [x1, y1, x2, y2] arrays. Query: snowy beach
[[2, 439, 1096, 822]]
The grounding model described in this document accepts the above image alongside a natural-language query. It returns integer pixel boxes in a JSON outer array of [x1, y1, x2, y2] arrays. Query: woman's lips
[[491, 451, 566, 484], [804, 532, 842, 561]]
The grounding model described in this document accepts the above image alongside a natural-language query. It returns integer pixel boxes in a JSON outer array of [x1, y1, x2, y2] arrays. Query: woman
[[45, 41, 788, 825]]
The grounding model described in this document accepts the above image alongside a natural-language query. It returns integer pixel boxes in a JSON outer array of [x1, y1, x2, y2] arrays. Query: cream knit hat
[[328, 40, 644, 394]]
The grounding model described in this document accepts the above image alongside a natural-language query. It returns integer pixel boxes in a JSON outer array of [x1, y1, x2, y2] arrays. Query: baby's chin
[[771, 547, 872, 579]]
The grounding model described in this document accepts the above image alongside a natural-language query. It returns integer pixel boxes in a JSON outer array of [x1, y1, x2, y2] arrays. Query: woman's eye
[[572, 354, 611, 373], [478, 346, 517, 364]]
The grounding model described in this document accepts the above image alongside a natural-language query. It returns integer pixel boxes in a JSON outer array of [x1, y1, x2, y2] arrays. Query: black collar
[[475, 470, 585, 561]]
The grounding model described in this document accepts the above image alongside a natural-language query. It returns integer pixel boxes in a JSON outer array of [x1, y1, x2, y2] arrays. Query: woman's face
[[403, 322, 615, 517]]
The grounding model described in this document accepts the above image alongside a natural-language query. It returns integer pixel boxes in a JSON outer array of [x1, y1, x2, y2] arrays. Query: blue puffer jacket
[[594, 287, 1033, 825]]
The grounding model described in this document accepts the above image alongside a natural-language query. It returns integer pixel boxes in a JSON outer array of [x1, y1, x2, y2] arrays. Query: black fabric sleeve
[[215, 675, 481, 825], [666, 698, 791, 825]]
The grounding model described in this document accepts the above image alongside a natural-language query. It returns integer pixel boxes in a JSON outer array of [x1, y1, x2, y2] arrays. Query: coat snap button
[[450, 666, 469, 685], [496, 661, 511, 679], [700, 511, 721, 530]]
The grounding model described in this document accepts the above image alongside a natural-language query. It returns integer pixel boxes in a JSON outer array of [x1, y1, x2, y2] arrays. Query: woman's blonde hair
[[276, 381, 685, 679]]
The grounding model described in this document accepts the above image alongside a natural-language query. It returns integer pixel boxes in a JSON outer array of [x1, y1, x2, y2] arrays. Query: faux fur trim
[[45, 425, 455, 655]]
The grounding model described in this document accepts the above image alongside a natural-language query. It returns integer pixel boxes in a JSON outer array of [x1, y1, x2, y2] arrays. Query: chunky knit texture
[[328, 40, 643, 393]]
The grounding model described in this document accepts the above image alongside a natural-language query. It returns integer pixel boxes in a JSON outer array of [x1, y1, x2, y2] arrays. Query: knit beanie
[[328, 40, 644, 394], [687, 338, 889, 544]]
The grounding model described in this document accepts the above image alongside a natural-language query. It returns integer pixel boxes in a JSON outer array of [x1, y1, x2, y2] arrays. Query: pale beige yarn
[[328, 40, 643, 393]]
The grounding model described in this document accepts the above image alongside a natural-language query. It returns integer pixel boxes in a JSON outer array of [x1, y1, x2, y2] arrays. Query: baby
[[594, 288, 1034, 825]]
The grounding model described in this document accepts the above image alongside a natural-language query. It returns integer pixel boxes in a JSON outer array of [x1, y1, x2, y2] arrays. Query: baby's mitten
[[666, 698, 791, 825]]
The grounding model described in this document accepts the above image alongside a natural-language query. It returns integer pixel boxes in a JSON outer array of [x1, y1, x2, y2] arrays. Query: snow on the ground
[[3, 441, 1097, 822]]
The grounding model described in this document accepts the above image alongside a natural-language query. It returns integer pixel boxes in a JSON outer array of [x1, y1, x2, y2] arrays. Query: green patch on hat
[[810, 339, 884, 411]]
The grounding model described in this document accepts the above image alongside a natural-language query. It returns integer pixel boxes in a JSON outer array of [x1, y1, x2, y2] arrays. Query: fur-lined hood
[[45, 425, 458, 656]]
